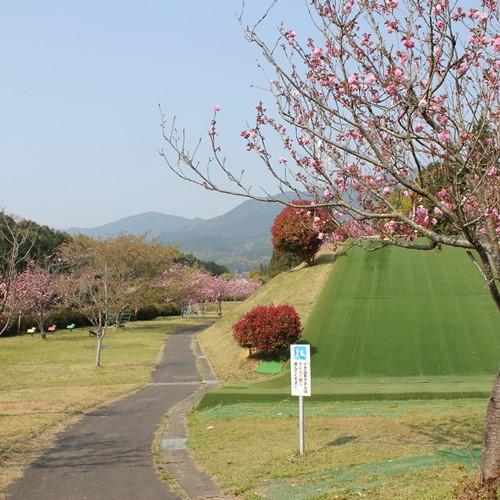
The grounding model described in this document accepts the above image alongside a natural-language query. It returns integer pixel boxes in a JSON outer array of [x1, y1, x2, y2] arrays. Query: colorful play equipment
[[27, 327, 36, 334], [48, 324, 57, 333], [66, 323, 76, 330]]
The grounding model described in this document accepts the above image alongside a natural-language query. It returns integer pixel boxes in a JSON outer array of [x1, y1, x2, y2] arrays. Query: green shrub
[[156, 303, 181, 317], [0, 309, 91, 336], [135, 305, 159, 321], [268, 250, 302, 278]]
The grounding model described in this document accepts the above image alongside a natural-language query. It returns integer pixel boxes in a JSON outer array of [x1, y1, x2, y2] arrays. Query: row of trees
[[0, 216, 260, 366], [158, 263, 260, 316]]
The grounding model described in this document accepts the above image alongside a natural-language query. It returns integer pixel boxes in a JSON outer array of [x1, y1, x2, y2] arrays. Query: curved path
[[7, 323, 215, 500]]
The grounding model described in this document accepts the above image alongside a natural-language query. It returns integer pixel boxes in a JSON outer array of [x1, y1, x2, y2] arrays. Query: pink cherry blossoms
[[11, 262, 67, 338], [161, 0, 499, 310], [158, 264, 260, 313]]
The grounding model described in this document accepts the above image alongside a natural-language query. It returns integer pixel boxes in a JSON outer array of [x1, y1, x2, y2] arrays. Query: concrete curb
[[158, 332, 230, 500]]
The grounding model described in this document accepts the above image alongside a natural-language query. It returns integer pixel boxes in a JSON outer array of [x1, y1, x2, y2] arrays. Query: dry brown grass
[[0, 317, 185, 496], [198, 251, 337, 383], [188, 398, 487, 498]]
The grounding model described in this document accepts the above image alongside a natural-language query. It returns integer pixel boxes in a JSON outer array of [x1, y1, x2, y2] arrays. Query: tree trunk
[[96, 334, 103, 367], [481, 371, 500, 488], [217, 300, 222, 317], [39, 314, 46, 340], [477, 247, 500, 310]]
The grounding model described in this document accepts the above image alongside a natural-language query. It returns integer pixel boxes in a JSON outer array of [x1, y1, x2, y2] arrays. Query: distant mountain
[[67, 195, 297, 272], [67, 211, 190, 238]]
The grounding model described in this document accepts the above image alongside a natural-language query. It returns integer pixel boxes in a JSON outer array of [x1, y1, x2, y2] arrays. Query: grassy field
[[200, 244, 499, 405], [188, 398, 488, 499], [199, 252, 337, 383], [189, 244, 499, 497], [0, 317, 202, 495]]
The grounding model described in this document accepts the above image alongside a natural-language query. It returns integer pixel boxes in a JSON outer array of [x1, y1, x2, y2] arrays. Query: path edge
[[153, 328, 229, 500]]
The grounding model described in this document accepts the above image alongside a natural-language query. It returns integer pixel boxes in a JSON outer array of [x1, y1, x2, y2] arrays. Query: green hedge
[[1, 303, 182, 337], [134, 303, 181, 320], [0, 309, 91, 336]]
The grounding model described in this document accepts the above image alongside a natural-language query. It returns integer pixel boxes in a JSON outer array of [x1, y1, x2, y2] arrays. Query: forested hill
[[0, 214, 70, 269], [67, 195, 297, 272]]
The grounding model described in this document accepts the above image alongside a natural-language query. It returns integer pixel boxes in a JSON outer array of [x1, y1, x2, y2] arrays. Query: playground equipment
[[181, 303, 202, 318], [105, 311, 133, 327]]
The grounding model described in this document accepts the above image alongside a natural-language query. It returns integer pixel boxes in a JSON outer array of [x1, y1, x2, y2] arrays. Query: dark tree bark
[[481, 372, 500, 489]]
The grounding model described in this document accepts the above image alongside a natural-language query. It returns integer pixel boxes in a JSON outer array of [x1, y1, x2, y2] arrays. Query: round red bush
[[271, 200, 332, 265], [232, 304, 302, 354]]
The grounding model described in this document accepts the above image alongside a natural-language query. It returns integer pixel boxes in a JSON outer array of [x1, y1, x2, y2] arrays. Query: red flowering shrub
[[232, 304, 302, 356], [271, 200, 332, 265]]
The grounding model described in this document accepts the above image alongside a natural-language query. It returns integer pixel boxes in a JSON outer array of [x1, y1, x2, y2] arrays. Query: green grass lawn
[[189, 245, 498, 498], [200, 245, 499, 405], [0, 317, 203, 494], [304, 244, 498, 379], [188, 398, 489, 499]]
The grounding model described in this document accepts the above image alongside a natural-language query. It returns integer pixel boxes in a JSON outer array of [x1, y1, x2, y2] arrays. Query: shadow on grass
[[286, 251, 347, 273], [328, 435, 359, 446], [315, 252, 347, 265], [247, 342, 317, 362], [408, 417, 481, 446]]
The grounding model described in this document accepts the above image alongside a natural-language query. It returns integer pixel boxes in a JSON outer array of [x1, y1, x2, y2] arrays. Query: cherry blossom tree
[[198, 273, 261, 316], [158, 265, 260, 316], [58, 235, 177, 366], [13, 262, 66, 339], [224, 277, 261, 301], [161, 0, 499, 487], [158, 264, 206, 306], [0, 212, 33, 335]]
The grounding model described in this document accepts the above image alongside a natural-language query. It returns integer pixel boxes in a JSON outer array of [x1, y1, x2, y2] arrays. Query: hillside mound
[[306, 244, 499, 378], [198, 252, 337, 382], [200, 244, 499, 405]]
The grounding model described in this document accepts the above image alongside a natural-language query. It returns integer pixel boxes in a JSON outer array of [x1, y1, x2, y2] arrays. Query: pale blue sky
[[0, 1, 309, 228]]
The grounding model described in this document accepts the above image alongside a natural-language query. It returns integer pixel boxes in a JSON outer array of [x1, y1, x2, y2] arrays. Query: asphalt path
[[7, 323, 210, 500]]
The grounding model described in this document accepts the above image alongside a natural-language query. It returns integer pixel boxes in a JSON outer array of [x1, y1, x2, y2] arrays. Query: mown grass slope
[[201, 244, 499, 404], [306, 244, 499, 379]]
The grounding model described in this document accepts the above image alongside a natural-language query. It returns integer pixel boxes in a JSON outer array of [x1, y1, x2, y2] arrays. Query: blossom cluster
[[158, 264, 260, 306]]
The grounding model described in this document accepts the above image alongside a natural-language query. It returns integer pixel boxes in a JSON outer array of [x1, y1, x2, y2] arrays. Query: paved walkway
[[7, 323, 223, 500]]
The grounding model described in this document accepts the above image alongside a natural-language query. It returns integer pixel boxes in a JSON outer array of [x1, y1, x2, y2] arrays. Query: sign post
[[290, 344, 311, 455]]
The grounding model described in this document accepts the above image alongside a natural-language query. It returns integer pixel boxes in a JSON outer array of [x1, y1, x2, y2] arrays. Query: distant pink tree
[[13, 263, 65, 339], [198, 274, 261, 316], [158, 264, 206, 305], [158, 265, 261, 316], [0, 211, 33, 335], [223, 278, 261, 301]]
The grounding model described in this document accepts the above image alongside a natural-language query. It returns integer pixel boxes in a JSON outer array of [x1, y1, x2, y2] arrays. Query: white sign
[[290, 344, 311, 397]]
